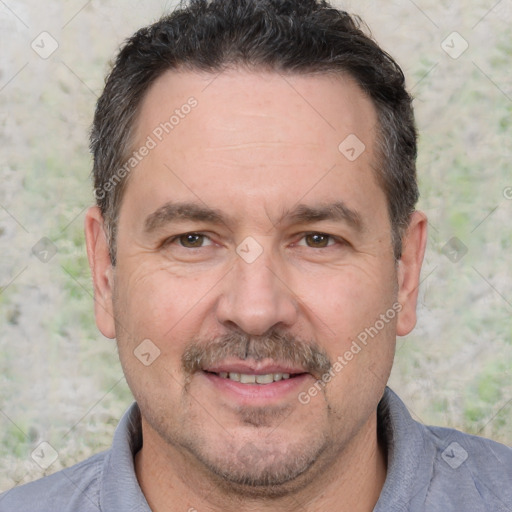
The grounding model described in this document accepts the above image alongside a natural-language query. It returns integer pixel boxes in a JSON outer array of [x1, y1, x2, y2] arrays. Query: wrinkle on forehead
[[133, 68, 377, 155]]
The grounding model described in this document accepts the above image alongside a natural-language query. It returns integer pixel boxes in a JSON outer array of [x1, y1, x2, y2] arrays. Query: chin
[[181, 433, 330, 498]]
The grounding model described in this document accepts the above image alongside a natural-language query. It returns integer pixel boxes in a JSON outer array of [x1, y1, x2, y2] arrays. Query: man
[[1, 0, 511, 510]]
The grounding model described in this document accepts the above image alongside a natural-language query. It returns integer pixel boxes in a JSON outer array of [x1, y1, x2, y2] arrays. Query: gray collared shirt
[[1, 387, 511, 511]]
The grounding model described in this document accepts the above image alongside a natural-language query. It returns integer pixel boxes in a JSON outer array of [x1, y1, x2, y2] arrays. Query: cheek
[[112, 261, 221, 358], [300, 263, 396, 341], [297, 263, 397, 402]]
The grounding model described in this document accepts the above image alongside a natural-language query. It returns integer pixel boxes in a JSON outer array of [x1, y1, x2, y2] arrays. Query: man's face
[[88, 69, 424, 491]]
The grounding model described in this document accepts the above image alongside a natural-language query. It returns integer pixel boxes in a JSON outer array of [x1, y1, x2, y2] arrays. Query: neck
[[135, 412, 387, 512]]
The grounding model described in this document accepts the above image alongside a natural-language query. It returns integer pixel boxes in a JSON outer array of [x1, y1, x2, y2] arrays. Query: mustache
[[182, 330, 332, 378]]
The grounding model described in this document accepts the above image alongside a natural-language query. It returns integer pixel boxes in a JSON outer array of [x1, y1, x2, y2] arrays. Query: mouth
[[198, 361, 312, 403], [204, 370, 302, 384]]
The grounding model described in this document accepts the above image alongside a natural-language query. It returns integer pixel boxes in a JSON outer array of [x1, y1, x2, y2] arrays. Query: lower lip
[[201, 371, 311, 404]]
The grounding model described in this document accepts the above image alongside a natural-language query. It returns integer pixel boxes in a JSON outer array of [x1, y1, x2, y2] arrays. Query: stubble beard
[[142, 393, 331, 499], [118, 318, 335, 497]]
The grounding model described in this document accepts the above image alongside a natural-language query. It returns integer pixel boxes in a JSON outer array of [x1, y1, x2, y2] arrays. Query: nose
[[215, 246, 299, 336]]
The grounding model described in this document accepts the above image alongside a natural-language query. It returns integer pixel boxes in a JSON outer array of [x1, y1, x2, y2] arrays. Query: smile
[[216, 372, 292, 384]]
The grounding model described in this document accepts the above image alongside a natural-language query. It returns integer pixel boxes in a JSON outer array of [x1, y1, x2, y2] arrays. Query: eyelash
[[164, 233, 214, 249], [163, 232, 345, 249]]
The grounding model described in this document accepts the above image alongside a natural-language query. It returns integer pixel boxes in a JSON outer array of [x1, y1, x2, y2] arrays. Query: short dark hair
[[90, 0, 419, 264]]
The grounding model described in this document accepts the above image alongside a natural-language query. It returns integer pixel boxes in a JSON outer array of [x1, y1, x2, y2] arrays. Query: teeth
[[240, 374, 256, 384], [218, 372, 294, 384], [255, 374, 274, 384]]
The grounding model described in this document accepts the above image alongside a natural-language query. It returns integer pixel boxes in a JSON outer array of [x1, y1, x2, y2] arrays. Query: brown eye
[[178, 233, 207, 248], [304, 233, 332, 248]]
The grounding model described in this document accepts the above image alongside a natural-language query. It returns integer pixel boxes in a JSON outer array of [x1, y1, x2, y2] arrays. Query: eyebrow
[[144, 202, 231, 233], [277, 201, 364, 232], [143, 200, 363, 234]]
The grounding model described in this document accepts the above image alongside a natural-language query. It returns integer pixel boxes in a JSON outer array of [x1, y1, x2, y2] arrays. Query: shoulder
[[377, 388, 512, 511], [422, 423, 512, 510], [0, 450, 109, 512]]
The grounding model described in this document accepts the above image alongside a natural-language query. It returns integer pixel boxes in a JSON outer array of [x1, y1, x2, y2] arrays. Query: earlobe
[[84, 206, 116, 339], [396, 211, 428, 337]]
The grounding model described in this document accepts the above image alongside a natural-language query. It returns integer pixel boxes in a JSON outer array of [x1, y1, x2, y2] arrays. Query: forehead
[[135, 68, 377, 150], [124, 68, 384, 226]]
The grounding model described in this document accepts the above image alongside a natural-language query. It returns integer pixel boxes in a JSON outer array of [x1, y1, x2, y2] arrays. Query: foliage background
[[0, 0, 511, 491]]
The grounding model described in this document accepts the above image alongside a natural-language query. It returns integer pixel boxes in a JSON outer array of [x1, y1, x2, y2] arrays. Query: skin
[[85, 69, 427, 512]]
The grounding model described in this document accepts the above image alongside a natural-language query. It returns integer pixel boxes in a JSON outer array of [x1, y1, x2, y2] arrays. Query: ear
[[84, 206, 116, 339], [396, 210, 428, 336]]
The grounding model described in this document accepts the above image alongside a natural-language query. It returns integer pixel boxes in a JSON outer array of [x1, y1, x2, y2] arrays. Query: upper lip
[[202, 359, 308, 375]]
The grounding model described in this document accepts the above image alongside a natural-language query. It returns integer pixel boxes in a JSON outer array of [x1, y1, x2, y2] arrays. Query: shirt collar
[[100, 402, 151, 511], [374, 387, 435, 511]]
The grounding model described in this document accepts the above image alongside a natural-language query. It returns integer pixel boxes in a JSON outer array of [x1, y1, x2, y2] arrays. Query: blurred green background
[[0, 0, 511, 491]]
